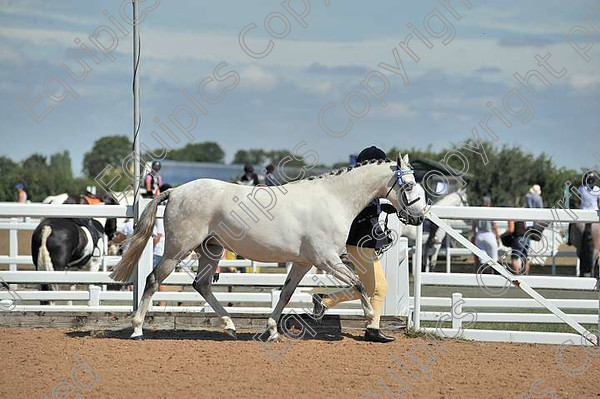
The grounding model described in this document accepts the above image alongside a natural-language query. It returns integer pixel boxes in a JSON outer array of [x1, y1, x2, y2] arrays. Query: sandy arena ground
[[1, 328, 598, 399]]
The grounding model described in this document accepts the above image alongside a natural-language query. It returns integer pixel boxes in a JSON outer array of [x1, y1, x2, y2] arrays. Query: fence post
[[395, 237, 410, 317], [413, 223, 423, 330], [446, 238, 451, 273], [134, 199, 154, 311], [451, 292, 463, 330], [88, 285, 101, 307], [9, 219, 18, 290], [271, 289, 281, 311]]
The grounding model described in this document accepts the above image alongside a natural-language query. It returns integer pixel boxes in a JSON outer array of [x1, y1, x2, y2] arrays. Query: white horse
[[110, 155, 427, 341]]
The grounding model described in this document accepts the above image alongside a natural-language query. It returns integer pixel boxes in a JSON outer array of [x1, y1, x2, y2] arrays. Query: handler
[[313, 146, 397, 343]]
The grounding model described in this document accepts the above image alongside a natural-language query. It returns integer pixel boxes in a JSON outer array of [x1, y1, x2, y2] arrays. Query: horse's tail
[[37, 226, 54, 271], [110, 190, 172, 282]]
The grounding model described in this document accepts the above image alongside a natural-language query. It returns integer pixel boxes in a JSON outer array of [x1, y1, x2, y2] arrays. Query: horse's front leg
[[266, 262, 311, 342]]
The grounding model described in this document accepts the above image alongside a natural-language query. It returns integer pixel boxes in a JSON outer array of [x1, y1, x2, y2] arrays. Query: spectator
[[577, 172, 600, 276], [239, 165, 259, 186], [472, 195, 500, 269], [144, 161, 163, 198], [265, 164, 277, 186], [578, 172, 600, 211], [507, 186, 542, 275], [525, 184, 543, 209], [113, 219, 134, 254], [152, 218, 167, 306], [16, 183, 27, 203], [152, 219, 164, 267]]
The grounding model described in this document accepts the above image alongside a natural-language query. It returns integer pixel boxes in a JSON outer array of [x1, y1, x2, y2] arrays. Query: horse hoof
[[131, 335, 144, 341], [224, 329, 237, 339], [267, 332, 280, 342]]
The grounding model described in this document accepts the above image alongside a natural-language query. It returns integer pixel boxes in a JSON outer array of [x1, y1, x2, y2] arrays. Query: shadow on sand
[[65, 328, 353, 342]]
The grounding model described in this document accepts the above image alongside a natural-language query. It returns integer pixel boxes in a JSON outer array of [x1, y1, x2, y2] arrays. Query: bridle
[[385, 166, 422, 224], [385, 167, 420, 206]]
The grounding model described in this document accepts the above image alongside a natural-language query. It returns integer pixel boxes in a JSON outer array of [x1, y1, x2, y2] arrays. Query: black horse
[[31, 194, 118, 301]]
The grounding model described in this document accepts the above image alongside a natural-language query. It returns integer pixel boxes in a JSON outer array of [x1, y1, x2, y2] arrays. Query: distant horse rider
[[145, 161, 163, 199], [313, 146, 398, 343]]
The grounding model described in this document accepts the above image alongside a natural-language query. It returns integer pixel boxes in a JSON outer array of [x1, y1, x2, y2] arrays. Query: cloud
[[498, 36, 558, 47], [474, 66, 501, 74], [239, 65, 278, 91], [0, 46, 22, 66], [0, 6, 97, 26], [374, 102, 416, 120], [309, 81, 334, 94], [307, 63, 368, 75], [570, 73, 600, 91]]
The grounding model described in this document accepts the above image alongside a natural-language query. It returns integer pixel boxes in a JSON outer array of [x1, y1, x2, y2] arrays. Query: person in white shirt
[[152, 219, 165, 267], [578, 172, 600, 211], [152, 219, 166, 306], [577, 172, 599, 277]]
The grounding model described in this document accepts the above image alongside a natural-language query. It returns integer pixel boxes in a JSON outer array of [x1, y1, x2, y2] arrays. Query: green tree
[[166, 142, 225, 163], [232, 149, 267, 165], [83, 135, 132, 178], [232, 149, 306, 167], [0, 156, 19, 201], [388, 145, 444, 163]]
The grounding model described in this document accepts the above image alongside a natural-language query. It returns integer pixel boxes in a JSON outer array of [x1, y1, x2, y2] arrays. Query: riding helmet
[[356, 146, 386, 163]]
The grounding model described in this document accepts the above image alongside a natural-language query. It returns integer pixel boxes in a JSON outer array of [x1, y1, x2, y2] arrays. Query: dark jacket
[[346, 200, 391, 249]]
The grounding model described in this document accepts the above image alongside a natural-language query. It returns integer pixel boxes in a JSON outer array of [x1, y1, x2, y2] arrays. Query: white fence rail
[[0, 202, 409, 318], [413, 205, 599, 346], [1, 202, 598, 346]]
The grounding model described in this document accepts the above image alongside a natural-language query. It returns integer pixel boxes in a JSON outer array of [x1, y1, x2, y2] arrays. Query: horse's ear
[[402, 154, 409, 166], [396, 154, 402, 166]]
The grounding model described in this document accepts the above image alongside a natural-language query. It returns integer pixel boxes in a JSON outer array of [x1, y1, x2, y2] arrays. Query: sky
[[1, 0, 599, 176]]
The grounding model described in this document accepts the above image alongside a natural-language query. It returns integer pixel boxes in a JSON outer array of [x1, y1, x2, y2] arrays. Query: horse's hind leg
[[191, 244, 237, 338], [266, 262, 311, 341], [131, 256, 179, 339]]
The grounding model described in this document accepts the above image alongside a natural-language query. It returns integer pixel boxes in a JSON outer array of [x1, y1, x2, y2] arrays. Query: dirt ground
[[1, 328, 598, 399]]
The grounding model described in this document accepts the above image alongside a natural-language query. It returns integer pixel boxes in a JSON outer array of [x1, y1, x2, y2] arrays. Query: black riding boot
[[364, 328, 395, 343]]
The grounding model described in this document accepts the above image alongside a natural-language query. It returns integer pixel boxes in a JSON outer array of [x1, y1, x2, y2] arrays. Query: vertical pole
[[451, 292, 462, 330], [380, 211, 401, 316], [132, 0, 142, 311], [9, 220, 18, 290], [551, 228, 556, 276], [446, 237, 451, 273], [413, 223, 423, 330]]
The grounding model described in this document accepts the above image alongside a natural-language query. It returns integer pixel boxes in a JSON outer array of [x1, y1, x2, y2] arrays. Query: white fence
[[1, 202, 598, 346], [413, 205, 599, 346], [0, 202, 409, 318]]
